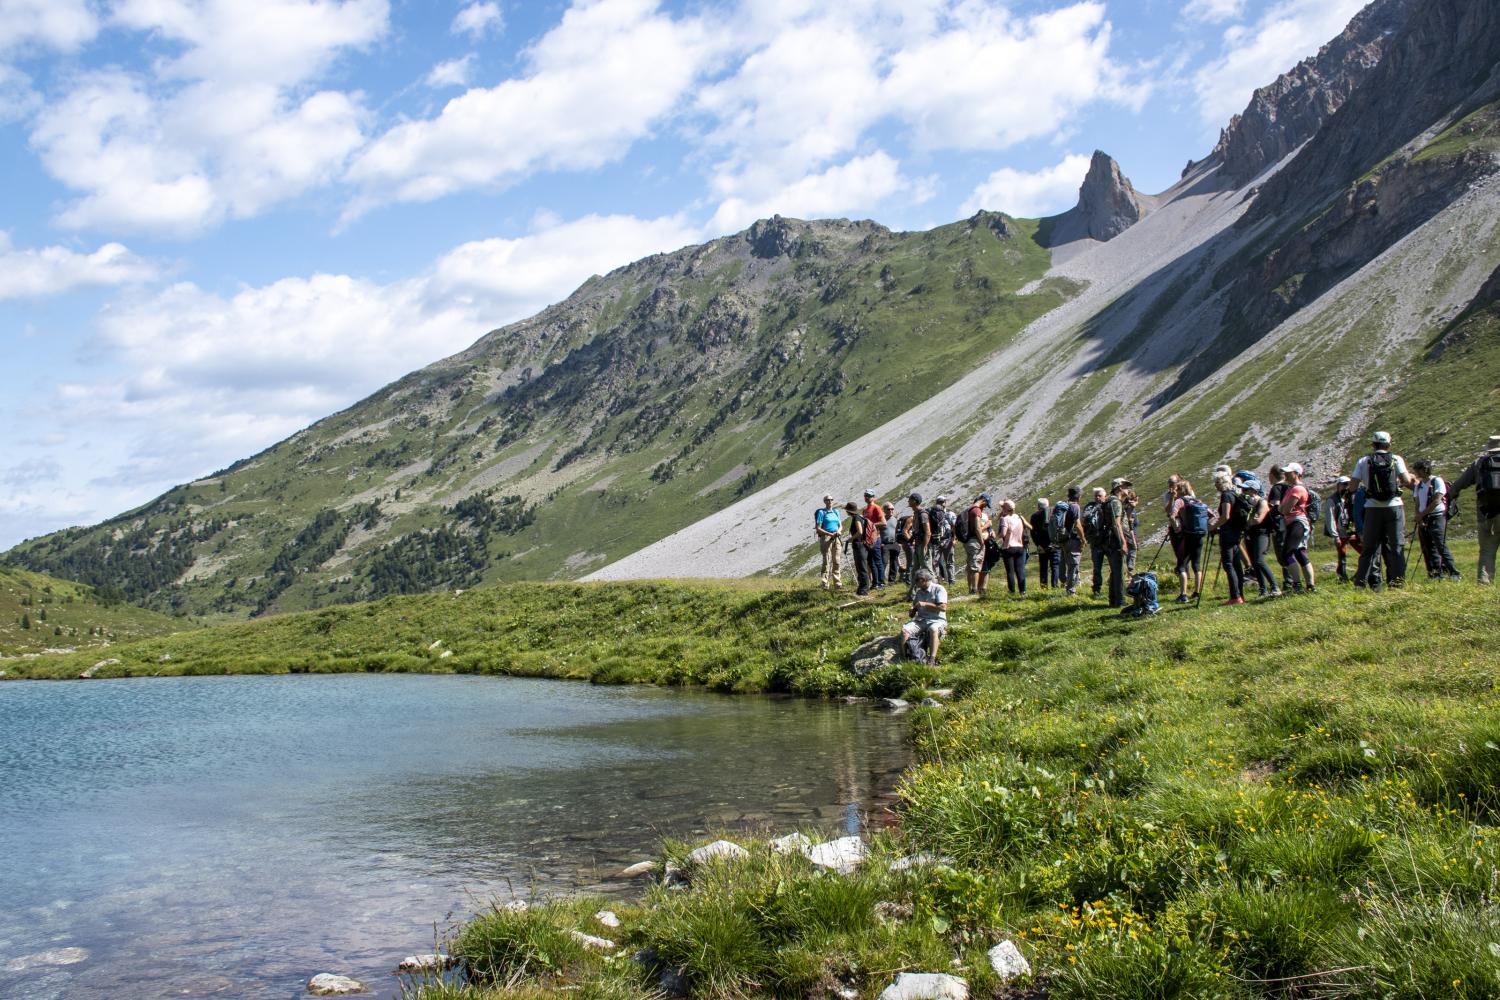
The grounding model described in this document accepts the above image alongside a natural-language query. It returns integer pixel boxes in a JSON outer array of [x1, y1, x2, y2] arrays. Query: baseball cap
[[1285, 462, 1303, 475], [935, 494, 948, 504], [1337, 475, 1351, 484], [863, 489, 876, 497], [1372, 430, 1392, 445], [977, 492, 992, 504], [909, 492, 923, 504]]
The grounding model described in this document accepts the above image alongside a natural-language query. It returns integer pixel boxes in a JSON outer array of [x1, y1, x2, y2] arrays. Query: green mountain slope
[[0, 566, 182, 659]]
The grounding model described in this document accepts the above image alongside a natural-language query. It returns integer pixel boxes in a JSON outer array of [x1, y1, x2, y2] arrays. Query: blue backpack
[[1180, 497, 1211, 537], [1122, 572, 1159, 618], [1049, 501, 1073, 539]]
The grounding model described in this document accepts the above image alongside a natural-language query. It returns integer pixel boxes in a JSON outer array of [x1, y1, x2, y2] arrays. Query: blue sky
[[0, 0, 1370, 549]]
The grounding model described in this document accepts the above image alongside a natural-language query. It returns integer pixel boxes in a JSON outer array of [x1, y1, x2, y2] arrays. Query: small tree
[[19, 613, 30, 630]]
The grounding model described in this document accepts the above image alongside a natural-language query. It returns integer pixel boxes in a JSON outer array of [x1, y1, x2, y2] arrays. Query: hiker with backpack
[[907, 492, 934, 593], [1103, 480, 1129, 608], [1213, 468, 1249, 605], [1276, 464, 1317, 594], [901, 568, 948, 664], [895, 506, 915, 585], [1162, 473, 1185, 566], [932, 495, 957, 586], [1030, 499, 1055, 589], [1122, 488, 1140, 574], [1053, 487, 1084, 596], [1171, 480, 1209, 603], [1449, 434, 1500, 584], [882, 502, 902, 584], [862, 490, 888, 590], [1350, 431, 1415, 590], [814, 494, 845, 590], [1413, 460, 1461, 581], [1328, 476, 1364, 583], [1239, 474, 1281, 597], [957, 493, 993, 596], [843, 502, 875, 596], [996, 499, 1030, 594], [1084, 487, 1109, 598]]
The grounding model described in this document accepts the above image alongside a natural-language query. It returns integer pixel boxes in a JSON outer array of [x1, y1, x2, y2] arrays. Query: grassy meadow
[[0, 565, 184, 659], [7, 538, 1500, 997]]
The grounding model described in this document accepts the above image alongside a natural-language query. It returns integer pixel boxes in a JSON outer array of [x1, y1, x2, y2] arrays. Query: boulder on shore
[[687, 839, 749, 864], [849, 636, 901, 676], [397, 954, 454, 972], [804, 836, 867, 874], [878, 972, 968, 1000], [308, 973, 368, 995], [769, 832, 812, 854]]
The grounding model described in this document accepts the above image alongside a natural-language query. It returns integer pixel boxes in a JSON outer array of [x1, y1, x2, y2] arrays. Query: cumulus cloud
[[452, 1, 503, 38], [1193, 0, 1368, 127], [29, 0, 387, 235], [426, 54, 474, 88], [1182, 0, 1244, 23], [0, 233, 157, 300], [960, 153, 1093, 219], [346, 0, 713, 213], [708, 152, 924, 234], [0, 0, 99, 53]]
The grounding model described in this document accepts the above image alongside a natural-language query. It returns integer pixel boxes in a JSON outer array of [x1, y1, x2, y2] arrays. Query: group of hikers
[[813, 431, 1500, 663]]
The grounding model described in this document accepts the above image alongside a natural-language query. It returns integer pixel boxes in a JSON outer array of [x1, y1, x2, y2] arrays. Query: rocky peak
[[1211, 0, 1412, 186], [745, 216, 802, 259], [1075, 151, 1145, 242]]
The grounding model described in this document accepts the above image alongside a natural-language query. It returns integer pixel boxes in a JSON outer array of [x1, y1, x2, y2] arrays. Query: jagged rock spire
[[1075, 151, 1145, 242]]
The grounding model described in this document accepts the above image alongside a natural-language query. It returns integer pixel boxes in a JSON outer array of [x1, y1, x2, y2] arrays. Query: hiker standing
[[1214, 468, 1247, 605], [1104, 479, 1129, 608], [996, 500, 1029, 594], [1241, 475, 1281, 597], [1328, 476, 1364, 583], [908, 492, 933, 592], [1277, 464, 1317, 593], [814, 494, 844, 590], [1263, 464, 1296, 594], [1162, 474, 1184, 569], [881, 503, 902, 584], [1171, 480, 1208, 603], [1030, 499, 1054, 589], [1122, 488, 1140, 574], [1413, 460, 1461, 581], [1449, 434, 1500, 584], [896, 506, 915, 584], [1085, 487, 1109, 597], [862, 490, 888, 590], [961, 494, 993, 596], [843, 502, 874, 596], [1054, 486, 1084, 596], [1350, 431, 1415, 589], [932, 495, 956, 585]]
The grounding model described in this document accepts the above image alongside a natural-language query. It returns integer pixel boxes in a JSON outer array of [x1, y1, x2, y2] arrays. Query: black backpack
[[1480, 454, 1500, 501], [1081, 501, 1105, 545], [1367, 452, 1400, 502], [954, 506, 979, 544], [929, 507, 951, 543]]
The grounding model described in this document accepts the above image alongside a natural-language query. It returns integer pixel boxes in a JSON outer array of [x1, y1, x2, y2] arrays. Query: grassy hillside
[[0, 566, 183, 660]]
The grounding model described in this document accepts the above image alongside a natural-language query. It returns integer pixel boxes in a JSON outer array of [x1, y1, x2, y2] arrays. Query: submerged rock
[[3, 947, 89, 972], [804, 835, 867, 874], [878, 972, 968, 1000], [308, 973, 368, 995], [687, 839, 749, 864], [987, 941, 1031, 982]]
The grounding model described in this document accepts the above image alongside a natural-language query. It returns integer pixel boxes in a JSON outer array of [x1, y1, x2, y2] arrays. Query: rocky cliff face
[[1076, 151, 1146, 242], [1211, 0, 1411, 186]]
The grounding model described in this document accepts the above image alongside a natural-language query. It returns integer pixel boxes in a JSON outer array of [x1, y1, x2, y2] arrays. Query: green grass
[[11, 543, 1500, 999], [0, 566, 184, 659]]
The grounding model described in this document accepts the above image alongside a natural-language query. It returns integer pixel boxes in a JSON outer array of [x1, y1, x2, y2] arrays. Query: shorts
[[1284, 516, 1310, 552], [964, 538, 984, 572], [902, 619, 948, 640]]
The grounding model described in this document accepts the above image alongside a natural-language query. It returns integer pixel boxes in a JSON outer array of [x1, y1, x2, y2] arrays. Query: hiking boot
[[1223, 597, 1245, 606], [1175, 593, 1190, 604], [1266, 589, 1283, 599], [1305, 585, 1317, 594]]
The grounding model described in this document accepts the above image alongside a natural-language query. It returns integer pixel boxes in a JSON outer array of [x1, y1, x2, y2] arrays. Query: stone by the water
[[570, 930, 616, 952], [501, 899, 530, 913], [890, 852, 952, 873], [769, 831, 811, 854], [987, 941, 1031, 982], [879, 697, 910, 712], [878, 972, 968, 1000], [397, 953, 453, 972], [804, 835, 867, 874], [687, 839, 749, 864], [308, 972, 368, 995], [619, 860, 657, 877], [595, 909, 621, 929], [849, 636, 901, 676]]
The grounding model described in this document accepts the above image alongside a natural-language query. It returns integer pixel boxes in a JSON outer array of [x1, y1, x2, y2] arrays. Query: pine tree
[[19, 613, 30, 630]]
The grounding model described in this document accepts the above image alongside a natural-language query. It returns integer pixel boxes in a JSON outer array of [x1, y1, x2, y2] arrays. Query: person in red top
[[862, 490, 888, 590], [1276, 463, 1317, 593]]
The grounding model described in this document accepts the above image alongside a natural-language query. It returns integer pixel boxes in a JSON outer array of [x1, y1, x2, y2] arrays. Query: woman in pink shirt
[[996, 499, 1031, 594]]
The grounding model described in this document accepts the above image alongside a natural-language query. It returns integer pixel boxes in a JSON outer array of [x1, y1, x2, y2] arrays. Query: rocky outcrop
[[1075, 151, 1145, 242], [1212, 0, 1412, 186], [745, 216, 803, 258], [849, 636, 900, 676]]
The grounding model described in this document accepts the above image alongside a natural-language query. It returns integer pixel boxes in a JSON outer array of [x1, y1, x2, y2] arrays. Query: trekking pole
[[1198, 536, 1220, 608], [1146, 532, 1168, 573]]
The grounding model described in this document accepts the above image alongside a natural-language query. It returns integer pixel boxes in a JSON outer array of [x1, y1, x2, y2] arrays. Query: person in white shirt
[[1413, 459, 1460, 580], [1349, 430, 1416, 589]]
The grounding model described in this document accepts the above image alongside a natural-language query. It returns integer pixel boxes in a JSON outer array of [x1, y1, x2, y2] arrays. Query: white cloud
[[1193, 0, 1368, 127], [0, 232, 158, 300], [1181, 0, 1245, 24], [708, 152, 920, 234], [346, 0, 714, 213], [960, 153, 1093, 219], [452, 1, 503, 38], [29, 1, 387, 235], [426, 54, 474, 88], [0, 0, 99, 53]]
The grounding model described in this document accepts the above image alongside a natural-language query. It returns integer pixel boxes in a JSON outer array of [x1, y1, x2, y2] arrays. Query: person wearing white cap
[[1349, 431, 1416, 589], [1412, 459, 1460, 581], [813, 493, 844, 590], [1276, 464, 1317, 593], [861, 490, 888, 590], [1449, 434, 1500, 583]]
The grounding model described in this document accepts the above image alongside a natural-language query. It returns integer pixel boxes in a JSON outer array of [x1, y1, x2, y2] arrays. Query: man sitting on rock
[[901, 568, 948, 664]]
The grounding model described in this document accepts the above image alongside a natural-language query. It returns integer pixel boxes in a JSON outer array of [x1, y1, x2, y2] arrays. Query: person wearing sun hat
[[1450, 434, 1500, 583], [1350, 430, 1416, 589]]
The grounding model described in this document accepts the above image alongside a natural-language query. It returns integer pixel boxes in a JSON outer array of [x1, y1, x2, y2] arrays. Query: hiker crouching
[[902, 568, 948, 664]]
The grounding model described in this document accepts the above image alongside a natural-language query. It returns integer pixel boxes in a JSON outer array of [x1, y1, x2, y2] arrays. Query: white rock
[[79, 658, 119, 679], [769, 832, 812, 854], [397, 953, 453, 972], [569, 930, 616, 952], [889, 853, 953, 873], [929, 688, 955, 698], [879, 697, 910, 712], [804, 836, 868, 874], [439, 649, 453, 659], [595, 910, 621, 929], [619, 860, 657, 877], [501, 899, 530, 913], [158, 653, 173, 662], [878, 972, 968, 1000], [987, 941, 1031, 982], [3, 947, 89, 972], [687, 839, 749, 864], [920, 698, 942, 708], [308, 973, 368, 995], [428, 640, 444, 650]]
